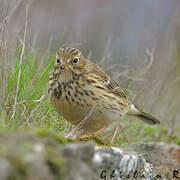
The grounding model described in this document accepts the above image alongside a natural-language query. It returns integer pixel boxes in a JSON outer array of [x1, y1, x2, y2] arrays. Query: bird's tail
[[128, 104, 160, 125]]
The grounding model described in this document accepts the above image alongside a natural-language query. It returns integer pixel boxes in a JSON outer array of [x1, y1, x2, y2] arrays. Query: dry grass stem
[[112, 38, 157, 85], [0, 0, 10, 105], [25, 94, 47, 125], [99, 32, 113, 65], [106, 124, 129, 142], [64, 108, 94, 138], [11, 94, 48, 106], [11, 2, 29, 119], [145, 38, 157, 73]]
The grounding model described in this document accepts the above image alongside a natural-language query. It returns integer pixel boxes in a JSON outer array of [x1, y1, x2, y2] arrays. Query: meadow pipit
[[48, 47, 160, 135]]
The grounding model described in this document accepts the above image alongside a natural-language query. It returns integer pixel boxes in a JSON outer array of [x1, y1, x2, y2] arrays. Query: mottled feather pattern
[[48, 47, 160, 133]]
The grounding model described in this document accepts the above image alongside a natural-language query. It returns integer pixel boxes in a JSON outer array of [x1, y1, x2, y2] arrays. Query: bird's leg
[[78, 125, 106, 137], [110, 125, 120, 143], [104, 125, 118, 142], [81, 125, 106, 139], [93, 125, 106, 137], [78, 130, 87, 136]]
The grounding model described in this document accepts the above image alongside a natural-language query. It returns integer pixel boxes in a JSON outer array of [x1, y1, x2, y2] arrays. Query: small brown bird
[[48, 47, 160, 135]]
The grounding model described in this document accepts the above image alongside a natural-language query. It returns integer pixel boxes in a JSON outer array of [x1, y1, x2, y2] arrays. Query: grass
[[0, 44, 60, 131], [0, 42, 180, 147]]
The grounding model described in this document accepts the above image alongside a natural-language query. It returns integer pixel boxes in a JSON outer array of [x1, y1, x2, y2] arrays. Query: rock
[[0, 130, 179, 180], [0, 157, 11, 180], [126, 142, 180, 179]]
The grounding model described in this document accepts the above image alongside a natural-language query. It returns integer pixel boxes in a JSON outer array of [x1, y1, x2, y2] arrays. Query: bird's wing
[[105, 78, 127, 98], [87, 62, 127, 98]]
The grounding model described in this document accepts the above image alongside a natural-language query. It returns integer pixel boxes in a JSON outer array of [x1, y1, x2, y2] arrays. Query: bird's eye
[[56, 59, 60, 63], [73, 58, 79, 64]]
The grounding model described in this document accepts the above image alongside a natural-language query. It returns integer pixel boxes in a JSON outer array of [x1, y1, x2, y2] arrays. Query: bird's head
[[54, 47, 86, 74]]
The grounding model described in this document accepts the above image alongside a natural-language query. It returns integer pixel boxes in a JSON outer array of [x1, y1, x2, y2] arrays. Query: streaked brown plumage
[[48, 47, 160, 134]]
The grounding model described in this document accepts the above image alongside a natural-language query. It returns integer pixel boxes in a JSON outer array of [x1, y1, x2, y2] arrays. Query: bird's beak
[[60, 61, 68, 69]]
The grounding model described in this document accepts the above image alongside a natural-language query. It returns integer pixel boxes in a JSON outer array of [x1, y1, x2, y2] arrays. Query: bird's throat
[[59, 69, 74, 83]]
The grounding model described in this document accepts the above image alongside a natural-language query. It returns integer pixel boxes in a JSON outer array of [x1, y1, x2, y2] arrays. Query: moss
[[7, 155, 30, 179], [35, 128, 113, 146], [94, 136, 113, 146], [35, 128, 49, 137], [55, 134, 76, 144], [45, 145, 64, 179], [78, 136, 113, 146], [35, 128, 76, 144]]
